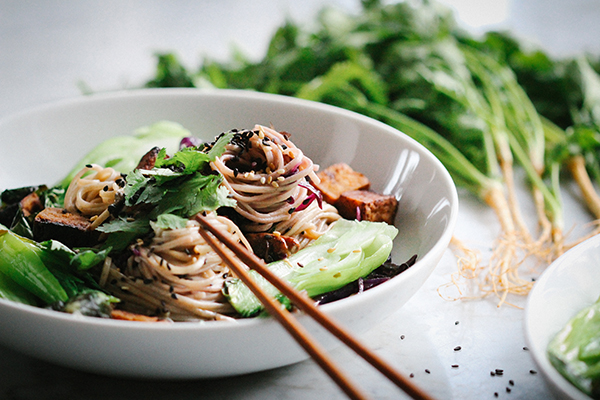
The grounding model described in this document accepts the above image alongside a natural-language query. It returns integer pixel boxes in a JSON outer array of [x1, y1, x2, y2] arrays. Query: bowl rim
[[0, 87, 459, 331], [524, 234, 600, 400]]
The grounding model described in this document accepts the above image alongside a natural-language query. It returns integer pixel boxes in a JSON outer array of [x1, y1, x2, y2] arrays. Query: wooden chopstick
[[195, 214, 434, 400], [196, 219, 369, 400]]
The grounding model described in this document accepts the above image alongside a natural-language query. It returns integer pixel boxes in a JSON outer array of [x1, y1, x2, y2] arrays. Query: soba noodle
[[211, 124, 340, 245], [63, 164, 125, 229], [101, 214, 247, 321]]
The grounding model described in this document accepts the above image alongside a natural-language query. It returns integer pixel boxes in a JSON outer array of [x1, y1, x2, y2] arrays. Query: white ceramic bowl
[[0, 88, 458, 378], [525, 234, 600, 400]]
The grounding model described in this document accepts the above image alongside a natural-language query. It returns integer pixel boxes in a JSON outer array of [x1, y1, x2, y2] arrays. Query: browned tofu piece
[[136, 146, 161, 170], [315, 163, 370, 204], [246, 232, 299, 263], [33, 207, 100, 248], [19, 192, 44, 217], [336, 190, 398, 224]]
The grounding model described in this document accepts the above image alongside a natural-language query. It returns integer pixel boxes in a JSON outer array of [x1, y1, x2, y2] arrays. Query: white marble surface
[[1, 1, 600, 399]]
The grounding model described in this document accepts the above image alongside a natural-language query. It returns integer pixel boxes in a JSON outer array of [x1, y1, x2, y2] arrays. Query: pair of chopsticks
[[196, 214, 434, 400]]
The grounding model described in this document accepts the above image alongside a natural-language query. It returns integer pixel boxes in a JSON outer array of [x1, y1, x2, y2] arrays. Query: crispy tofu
[[336, 190, 398, 225], [246, 232, 299, 263], [33, 207, 100, 248], [314, 163, 370, 204], [19, 192, 43, 217], [136, 146, 161, 170]]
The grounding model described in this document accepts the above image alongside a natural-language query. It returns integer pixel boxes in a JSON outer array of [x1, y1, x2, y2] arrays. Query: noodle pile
[[211, 124, 340, 248], [64, 125, 340, 321], [64, 164, 125, 229], [100, 215, 245, 321]]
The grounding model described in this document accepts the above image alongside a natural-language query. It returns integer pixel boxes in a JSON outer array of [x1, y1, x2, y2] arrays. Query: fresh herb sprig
[[97, 131, 236, 248]]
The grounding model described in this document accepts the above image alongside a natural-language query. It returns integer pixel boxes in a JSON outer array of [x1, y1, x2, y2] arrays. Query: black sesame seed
[[425, 369, 430, 374], [523, 346, 529, 351], [455, 321, 459, 325], [495, 369, 504, 376], [400, 335, 405, 340], [288, 207, 296, 214], [494, 393, 498, 398], [451, 365, 459, 368], [490, 371, 496, 377], [454, 346, 462, 351], [297, 262, 304, 268], [529, 370, 537, 374], [509, 380, 514, 386], [85, 164, 92, 168], [171, 293, 178, 300], [506, 387, 511, 393], [409, 373, 414, 378]]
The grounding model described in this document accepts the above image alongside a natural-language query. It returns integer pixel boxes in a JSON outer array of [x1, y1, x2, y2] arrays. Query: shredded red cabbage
[[312, 254, 418, 305], [179, 136, 202, 150], [296, 182, 323, 211]]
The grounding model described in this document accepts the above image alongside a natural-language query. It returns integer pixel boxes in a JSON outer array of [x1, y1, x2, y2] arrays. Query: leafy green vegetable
[[224, 219, 397, 317], [0, 228, 68, 304], [548, 296, 600, 398], [154, 213, 189, 230], [49, 290, 118, 318], [0, 219, 110, 305], [0, 269, 39, 305]]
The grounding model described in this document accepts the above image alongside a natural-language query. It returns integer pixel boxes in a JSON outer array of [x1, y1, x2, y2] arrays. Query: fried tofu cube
[[336, 190, 398, 224], [315, 163, 370, 204], [33, 207, 99, 248]]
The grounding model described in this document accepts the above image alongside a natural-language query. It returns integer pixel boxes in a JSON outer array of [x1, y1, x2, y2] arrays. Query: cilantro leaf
[[154, 147, 212, 174], [207, 130, 235, 159], [96, 216, 151, 234], [154, 173, 235, 217], [155, 214, 189, 230]]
